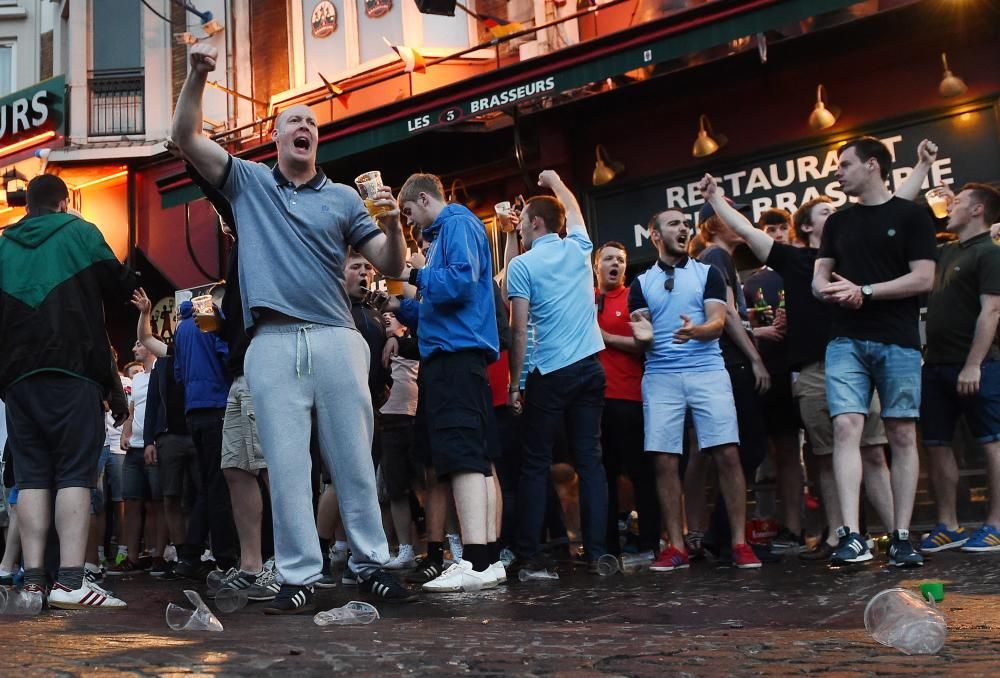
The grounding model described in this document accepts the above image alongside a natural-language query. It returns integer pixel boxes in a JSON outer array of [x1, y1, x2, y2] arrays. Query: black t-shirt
[[743, 267, 786, 373], [766, 244, 830, 369], [818, 197, 936, 349], [699, 245, 751, 367]]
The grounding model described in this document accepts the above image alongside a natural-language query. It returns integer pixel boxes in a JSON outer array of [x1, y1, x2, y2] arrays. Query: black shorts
[[122, 447, 162, 501], [379, 414, 423, 499], [4, 374, 104, 490], [418, 350, 493, 478], [156, 433, 198, 498], [761, 371, 800, 435]]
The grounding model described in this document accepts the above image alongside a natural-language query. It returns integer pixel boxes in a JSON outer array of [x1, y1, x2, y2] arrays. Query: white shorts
[[642, 370, 740, 454]]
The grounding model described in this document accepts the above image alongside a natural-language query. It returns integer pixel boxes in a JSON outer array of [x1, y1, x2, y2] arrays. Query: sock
[[397, 544, 414, 560], [58, 566, 85, 591], [117, 545, 128, 556], [427, 541, 444, 565], [0, 568, 12, 577], [463, 544, 490, 572], [24, 568, 47, 590], [487, 542, 499, 564], [447, 533, 463, 561], [334, 540, 348, 553], [895, 528, 909, 541], [97, 546, 106, 562], [319, 537, 331, 556], [85, 562, 100, 574]]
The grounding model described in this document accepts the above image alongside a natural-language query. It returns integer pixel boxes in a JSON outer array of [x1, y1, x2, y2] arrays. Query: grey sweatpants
[[245, 321, 389, 585]]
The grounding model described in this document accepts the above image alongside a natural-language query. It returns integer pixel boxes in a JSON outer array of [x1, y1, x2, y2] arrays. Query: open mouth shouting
[[292, 133, 312, 154]]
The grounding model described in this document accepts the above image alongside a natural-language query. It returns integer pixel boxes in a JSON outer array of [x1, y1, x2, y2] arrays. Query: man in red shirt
[[595, 242, 661, 555]]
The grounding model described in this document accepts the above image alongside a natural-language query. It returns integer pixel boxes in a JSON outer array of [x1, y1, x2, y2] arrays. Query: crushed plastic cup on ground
[[0, 587, 44, 615], [864, 588, 946, 655], [620, 553, 652, 575], [166, 590, 224, 632], [314, 601, 380, 626], [596, 554, 620, 576], [518, 568, 559, 582], [214, 587, 248, 613]]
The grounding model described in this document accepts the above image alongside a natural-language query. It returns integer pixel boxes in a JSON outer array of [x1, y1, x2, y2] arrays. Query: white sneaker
[[48, 580, 127, 609], [385, 550, 416, 570], [421, 560, 498, 592], [491, 560, 507, 584]]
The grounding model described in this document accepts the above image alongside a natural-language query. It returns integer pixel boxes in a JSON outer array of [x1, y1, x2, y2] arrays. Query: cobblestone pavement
[[0, 550, 997, 676]]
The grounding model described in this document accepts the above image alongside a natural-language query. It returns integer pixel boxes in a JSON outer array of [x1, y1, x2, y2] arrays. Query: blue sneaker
[[888, 530, 924, 567], [920, 524, 968, 553], [830, 527, 873, 565], [960, 524, 1000, 553]]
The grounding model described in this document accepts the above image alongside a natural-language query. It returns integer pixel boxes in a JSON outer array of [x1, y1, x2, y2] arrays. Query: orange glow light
[[0, 131, 57, 159], [72, 169, 128, 190]]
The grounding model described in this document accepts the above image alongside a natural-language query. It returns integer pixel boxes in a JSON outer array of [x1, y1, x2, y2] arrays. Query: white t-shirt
[[128, 369, 152, 449], [105, 375, 131, 453], [380, 355, 419, 417]]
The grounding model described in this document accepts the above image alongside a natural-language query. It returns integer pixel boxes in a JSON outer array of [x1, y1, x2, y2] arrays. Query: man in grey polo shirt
[[172, 43, 415, 613], [507, 170, 608, 574]]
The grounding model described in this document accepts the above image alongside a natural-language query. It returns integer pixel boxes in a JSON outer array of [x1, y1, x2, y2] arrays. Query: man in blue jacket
[[386, 173, 501, 593], [172, 299, 238, 578]]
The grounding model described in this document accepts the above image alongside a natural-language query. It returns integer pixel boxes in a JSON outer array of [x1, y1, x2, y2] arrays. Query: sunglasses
[[664, 272, 675, 293]]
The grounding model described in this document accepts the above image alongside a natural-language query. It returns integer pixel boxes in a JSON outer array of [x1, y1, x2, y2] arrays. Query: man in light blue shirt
[[507, 170, 608, 570]]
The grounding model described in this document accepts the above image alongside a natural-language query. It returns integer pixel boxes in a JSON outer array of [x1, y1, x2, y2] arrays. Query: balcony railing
[[89, 69, 144, 137]]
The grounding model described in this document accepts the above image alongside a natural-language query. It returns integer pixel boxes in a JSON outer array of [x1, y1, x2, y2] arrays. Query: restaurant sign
[[589, 104, 1000, 266], [0, 76, 65, 146]]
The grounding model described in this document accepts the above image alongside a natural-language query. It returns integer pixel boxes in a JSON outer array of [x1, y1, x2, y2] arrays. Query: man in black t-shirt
[[813, 137, 937, 568], [920, 183, 1000, 554]]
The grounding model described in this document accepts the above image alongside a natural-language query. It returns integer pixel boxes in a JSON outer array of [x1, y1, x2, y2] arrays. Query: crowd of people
[[1, 42, 999, 615]]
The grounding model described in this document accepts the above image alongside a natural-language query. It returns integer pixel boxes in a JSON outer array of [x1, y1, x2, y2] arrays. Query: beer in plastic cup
[[925, 186, 952, 220], [191, 295, 219, 333], [495, 201, 514, 233], [386, 279, 405, 296], [355, 171, 391, 219]]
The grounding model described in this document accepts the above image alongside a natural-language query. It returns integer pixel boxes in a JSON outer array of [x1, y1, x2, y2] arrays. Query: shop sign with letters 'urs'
[[0, 76, 65, 146]]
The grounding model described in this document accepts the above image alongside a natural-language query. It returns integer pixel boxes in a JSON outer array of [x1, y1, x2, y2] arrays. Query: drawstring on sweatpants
[[295, 325, 314, 378]]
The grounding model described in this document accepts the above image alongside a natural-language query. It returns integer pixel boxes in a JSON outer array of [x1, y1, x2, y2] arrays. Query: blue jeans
[[921, 362, 1000, 445], [517, 355, 607, 563], [825, 337, 921, 419]]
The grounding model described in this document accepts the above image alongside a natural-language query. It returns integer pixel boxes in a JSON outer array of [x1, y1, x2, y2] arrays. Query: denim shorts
[[106, 451, 125, 502], [90, 445, 111, 514], [642, 370, 739, 454], [921, 362, 1000, 446], [825, 337, 921, 419]]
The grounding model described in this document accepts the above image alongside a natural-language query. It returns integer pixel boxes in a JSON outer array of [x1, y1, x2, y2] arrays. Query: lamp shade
[[939, 53, 967, 98], [808, 85, 838, 130], [692, 114, 724, 158]]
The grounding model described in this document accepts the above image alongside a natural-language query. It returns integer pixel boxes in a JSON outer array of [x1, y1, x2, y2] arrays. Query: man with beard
[[628, 209, 760, 571]]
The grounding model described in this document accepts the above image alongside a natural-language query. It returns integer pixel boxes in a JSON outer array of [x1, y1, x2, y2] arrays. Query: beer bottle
[[754, 288, 771, 325], [778, 289, 786, 309]]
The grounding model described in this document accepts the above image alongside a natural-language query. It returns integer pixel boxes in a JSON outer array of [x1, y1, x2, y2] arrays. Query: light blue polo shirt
[[219, 157, 381, 331], [627, 257, 727, 374], [506, 228, 604, 375]]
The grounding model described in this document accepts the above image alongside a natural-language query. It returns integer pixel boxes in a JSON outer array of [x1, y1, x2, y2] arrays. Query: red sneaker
[[804, 488, 820, 511], [649, 546, 689, 572], [732, 543, 762, 569]]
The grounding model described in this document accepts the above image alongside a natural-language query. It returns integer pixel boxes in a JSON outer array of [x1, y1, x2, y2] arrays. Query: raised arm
[[131, 288, 168, 358], [895, 139, 938, 202], [171, 43, 230, 188], [698, 174, 774, 263], [358, 186, 407, 278], [538, 170, 586, 237]]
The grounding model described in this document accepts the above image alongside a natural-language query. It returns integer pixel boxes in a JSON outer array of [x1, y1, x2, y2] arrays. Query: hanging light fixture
[[808, 84, 839, 131], [592, 145, 624, 186], [938, 52, 967, 98], [692, 114, 726, 158]]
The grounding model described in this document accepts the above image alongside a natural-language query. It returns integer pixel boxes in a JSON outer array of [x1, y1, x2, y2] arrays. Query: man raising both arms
[[171, 43, 414, 613]]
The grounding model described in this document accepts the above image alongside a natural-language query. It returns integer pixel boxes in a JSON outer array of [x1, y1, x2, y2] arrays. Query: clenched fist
[[190, 43, 218, 74]]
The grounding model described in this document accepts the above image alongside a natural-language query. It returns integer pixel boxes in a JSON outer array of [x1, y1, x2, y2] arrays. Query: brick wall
[[39, 30, 53, 80], [250, 0, 289, 118]]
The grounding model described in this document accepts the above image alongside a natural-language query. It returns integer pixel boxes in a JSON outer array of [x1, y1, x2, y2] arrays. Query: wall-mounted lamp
[[808, 84, 839, 131], [692, 114, 726, 158], [592, 145, 624, 186], [938, 53, 967, 98]]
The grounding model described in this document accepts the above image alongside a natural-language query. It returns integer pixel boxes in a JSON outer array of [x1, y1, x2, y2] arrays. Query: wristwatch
[[861, 285, 874, 304]]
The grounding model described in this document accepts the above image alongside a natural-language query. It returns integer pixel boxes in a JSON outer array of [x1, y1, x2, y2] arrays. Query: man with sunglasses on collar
[[628, 209, 762, 571]]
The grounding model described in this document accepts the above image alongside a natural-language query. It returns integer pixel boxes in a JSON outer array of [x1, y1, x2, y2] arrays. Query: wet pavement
[[1, 550, 998, 676]]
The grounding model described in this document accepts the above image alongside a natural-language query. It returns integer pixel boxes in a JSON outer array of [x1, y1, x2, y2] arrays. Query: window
[[89, 0, 143, 135], [0, 43, 14, 97]]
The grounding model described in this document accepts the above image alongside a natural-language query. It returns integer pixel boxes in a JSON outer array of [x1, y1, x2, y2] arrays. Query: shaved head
[[275, 104, 314, 130]]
